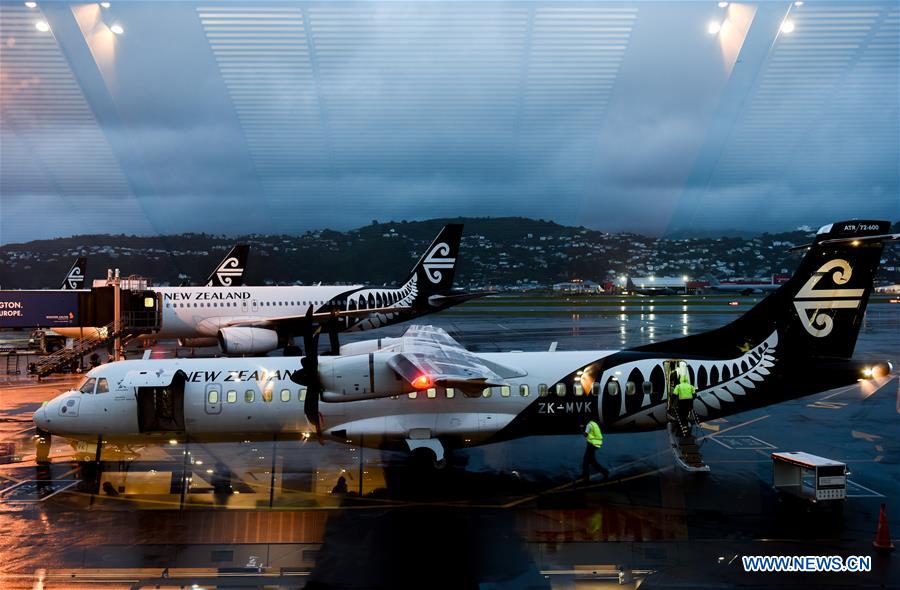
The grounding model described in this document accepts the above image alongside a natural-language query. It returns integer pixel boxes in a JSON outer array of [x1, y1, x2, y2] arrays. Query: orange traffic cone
[[873, 503, 895, 553]]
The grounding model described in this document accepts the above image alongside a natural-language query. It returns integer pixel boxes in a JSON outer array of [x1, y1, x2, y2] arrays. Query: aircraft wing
[[386, 325, 507, 394], [221, 305, 412, 330]]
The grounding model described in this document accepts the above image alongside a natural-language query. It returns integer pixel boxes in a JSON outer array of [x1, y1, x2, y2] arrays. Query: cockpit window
[[79, 378, 96, 394], [96, 378, 109, 394]]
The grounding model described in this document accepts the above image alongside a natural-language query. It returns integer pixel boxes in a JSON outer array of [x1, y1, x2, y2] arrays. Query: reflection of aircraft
[[154, 224, 480, 355], [34, 221, 896, 471]]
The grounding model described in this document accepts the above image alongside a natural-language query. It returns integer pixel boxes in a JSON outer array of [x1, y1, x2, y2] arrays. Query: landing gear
[[34, 428, 51, 464], [407, 439, 447, 469]]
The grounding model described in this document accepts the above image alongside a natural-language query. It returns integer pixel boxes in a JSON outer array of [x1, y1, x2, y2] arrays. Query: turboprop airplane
[[33, 220, 896, 472], [154, 224, 478, 356]]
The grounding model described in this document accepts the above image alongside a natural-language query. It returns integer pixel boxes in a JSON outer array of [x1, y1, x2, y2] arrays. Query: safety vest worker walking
[[673, 373, 697, 429], [580, 419, 610, 482]]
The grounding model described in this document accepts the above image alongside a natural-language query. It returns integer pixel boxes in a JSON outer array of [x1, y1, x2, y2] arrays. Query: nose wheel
[[35, 428, 52, 464]]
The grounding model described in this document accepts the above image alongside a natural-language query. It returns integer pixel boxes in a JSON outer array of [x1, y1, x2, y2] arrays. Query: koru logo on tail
[[66, 266, 84, 289], [422, 242, 455, 284], [793, 259, 864, 337], [209, 257, 243, 287]]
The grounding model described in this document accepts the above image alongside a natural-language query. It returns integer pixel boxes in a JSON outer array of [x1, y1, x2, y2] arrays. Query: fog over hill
[[1, 218, 898, 290]]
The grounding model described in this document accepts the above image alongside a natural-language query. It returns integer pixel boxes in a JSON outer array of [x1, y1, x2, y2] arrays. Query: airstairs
[[29, 312, 157, 378], [667, 402, 710, 473]]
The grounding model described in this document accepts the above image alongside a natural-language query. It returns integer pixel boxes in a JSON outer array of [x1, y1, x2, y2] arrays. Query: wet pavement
[[0, 297, 898, 589]]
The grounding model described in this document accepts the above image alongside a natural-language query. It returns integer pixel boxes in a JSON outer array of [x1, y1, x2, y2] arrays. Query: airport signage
[[0, 291, 79, 328]]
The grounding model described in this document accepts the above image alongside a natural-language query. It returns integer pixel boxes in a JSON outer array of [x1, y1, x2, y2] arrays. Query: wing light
[[411, 374, 433, 389]]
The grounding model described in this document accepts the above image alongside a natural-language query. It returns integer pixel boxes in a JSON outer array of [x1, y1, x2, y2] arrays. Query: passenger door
[[205, 383, 222, 415]]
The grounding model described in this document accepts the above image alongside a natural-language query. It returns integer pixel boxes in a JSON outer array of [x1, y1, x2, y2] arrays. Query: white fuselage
[[34, 350, 612, 450], [154, 285, 361, 339]]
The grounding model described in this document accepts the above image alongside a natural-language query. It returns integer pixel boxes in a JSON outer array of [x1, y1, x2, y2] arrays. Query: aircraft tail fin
[[403, 224, 464, 297], [206, 245, 249, 287], [635, 220, 896, 360], [60, 256, 86, 290]]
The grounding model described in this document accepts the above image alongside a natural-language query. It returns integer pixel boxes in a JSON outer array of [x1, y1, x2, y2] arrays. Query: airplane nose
[[33, 404, 50, 431]]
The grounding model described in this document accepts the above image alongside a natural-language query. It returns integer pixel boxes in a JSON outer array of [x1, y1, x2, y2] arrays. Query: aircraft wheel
[[35, 428, 51, 464], [409, 447, 438, 469]]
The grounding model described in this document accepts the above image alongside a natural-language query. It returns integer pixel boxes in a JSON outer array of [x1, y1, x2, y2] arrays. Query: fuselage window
[[408, 391, 418, 399], [245, 389, 255, 403], [538, 384, 548, 397], [226, 390, 237, 403], [262, 385, 273, 402], [625, 381, 636, 396], [426, 388, 436, 399], [642, 381, 653, 395], [555, 383, 566, 397], [607, 380, 620, 396], [208, 389, 219, 404], [519, 384, 529, 397], [446, 388, 455, 398], [592, 383, 602, 396], [298, 388, 306, 401], [482, 388, 491, 398], [95, 378, 109, 394], [500, 386, 510, 397], [574, 383, 583, 396], [280, 389, 291, 402], [79, 378, 96, 394]]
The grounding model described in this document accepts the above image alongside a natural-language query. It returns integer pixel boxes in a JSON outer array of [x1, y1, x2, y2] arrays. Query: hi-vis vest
[[586, 420, 603, 448], [674, 374, 696, 400]]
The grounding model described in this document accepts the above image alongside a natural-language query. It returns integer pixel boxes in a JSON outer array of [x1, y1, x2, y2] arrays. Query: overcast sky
[[1, 1, 897, 245]]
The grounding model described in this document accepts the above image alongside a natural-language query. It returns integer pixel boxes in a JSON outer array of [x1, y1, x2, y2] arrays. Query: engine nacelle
[[338, 337, 399, 356], [320, 352, 412, 401], [178, 337, 219, 348], [218, 327, 279, 356]]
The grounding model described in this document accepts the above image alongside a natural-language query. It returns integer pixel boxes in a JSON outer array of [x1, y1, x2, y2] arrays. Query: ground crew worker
[[580, 418, 610, 482], [673, 373, 697, 429]]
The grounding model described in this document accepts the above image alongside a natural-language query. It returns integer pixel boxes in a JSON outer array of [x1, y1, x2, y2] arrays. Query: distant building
[[553, 279, 602, 293]]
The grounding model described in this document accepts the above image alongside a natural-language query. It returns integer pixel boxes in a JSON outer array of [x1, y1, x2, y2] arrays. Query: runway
[[1, 298, 898, 589]]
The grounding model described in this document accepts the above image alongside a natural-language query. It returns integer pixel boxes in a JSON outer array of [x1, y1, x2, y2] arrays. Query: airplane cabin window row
[[212, 388, 309, 404]]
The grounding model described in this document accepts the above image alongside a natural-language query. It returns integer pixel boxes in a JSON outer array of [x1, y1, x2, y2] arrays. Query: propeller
[[291, 308, 325, 442]]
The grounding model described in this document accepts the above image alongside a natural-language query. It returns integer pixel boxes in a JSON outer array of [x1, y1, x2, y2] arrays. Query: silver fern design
[[65, 266, 84, 289], [210, 257, 243, 287], [345, 275, 419, 331], [606, 331, 778, 429], [422, 242, 456, 284], [691, 331, 777, 417]]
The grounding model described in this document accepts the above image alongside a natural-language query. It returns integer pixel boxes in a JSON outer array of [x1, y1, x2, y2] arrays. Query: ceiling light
[[780, 20, 795, 34], [25, 1, 37, 8], [707, 20, 722, 35], [718, 1, 729, 7], [794, 1, 804, 5], [34, 20, 50, 32], [110, 23, 124, 35], [100, 1, 111, 7]]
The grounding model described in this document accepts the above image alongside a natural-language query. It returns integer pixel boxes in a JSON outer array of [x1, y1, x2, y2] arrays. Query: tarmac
[[0, 296, 898, 589]]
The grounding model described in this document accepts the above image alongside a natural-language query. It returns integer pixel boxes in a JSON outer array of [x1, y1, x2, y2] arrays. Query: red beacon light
[[411, 374, 433, 389]]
